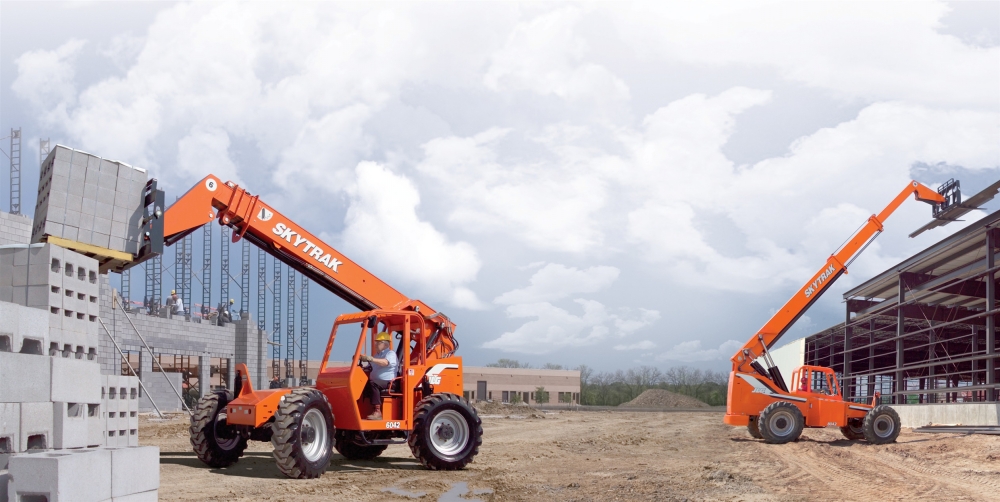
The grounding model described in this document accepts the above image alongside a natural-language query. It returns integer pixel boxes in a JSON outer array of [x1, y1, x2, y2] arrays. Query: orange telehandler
[[158, 175, 481, 478], [724, 181, 948, 444]]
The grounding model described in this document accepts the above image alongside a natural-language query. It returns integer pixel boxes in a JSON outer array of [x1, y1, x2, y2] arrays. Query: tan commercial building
[[462, 367, 581, 404], [274, 362, 581, 404]]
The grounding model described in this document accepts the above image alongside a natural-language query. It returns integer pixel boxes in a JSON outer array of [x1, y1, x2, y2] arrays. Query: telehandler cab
[[154, 175, 482, 478], [726, 180, 953, 445]]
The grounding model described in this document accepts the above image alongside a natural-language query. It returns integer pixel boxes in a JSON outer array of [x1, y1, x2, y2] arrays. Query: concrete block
[[109, 446, 159, 496], [83, 184, 98, 203], [113, 489, 158, 502], [71, 150, 90, 167], [109, 237, 125, 252], [0, 352, 50, 403], [86, 404, 104, 447], [97, 187, 116, 206], [111, 206, 128, 223], [65, 192, 83, 211], [0, 471, 8, 502], [0, 404, 18, 457], [43, 222, 64, 238], [78, 213, 94, 233], [93, 218, 112, 235], [99, 159, 119, 177], [87, 155, 101, 170], [10, 302, 48, 354], [19, 402, 53, 451], [63, 210, 81, 228], [69, 163, 87, 184], [98, 173, 117, 191], [50, 175, 70, 194], [0, 287, 11, 303], [61, 226, 79, 242], [52, 158, 72, 176], [7, 448, 112, 502], [51, 357, 102, 404], [96, 203, 113, 221], [52, 402, 89, 449], [91, 234, 110, 249]]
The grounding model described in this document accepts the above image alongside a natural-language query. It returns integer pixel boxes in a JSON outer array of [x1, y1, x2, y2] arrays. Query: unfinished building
[[801, 206, 1000, 424]]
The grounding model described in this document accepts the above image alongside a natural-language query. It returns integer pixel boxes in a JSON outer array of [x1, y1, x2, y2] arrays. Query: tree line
[[485, 359, 728, 406]]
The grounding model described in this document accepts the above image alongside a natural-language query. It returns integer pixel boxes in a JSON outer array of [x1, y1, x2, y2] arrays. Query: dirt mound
[[619, 389, 709, 408]]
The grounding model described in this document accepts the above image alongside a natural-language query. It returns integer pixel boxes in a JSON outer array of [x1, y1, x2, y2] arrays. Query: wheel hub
[[301, 424, 316, 444], [437, 423, 455, 441]]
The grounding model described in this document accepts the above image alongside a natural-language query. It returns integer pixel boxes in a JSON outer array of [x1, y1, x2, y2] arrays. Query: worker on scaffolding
[[217, 299, 234, 326], [166, 290, 185, 316]]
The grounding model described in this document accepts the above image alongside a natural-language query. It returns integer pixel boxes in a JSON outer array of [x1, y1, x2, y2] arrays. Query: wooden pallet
[[43, 235, 134, 274]]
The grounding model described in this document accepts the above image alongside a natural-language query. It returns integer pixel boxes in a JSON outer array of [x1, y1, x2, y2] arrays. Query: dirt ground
[[143, 408, 1000, 501]]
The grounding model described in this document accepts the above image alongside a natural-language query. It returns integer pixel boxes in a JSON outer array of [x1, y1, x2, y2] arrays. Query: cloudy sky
[[2, 1, 998, 371]]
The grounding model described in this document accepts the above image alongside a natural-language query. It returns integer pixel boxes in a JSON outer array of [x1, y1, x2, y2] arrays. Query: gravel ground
[[143, 409, 1000, 501]]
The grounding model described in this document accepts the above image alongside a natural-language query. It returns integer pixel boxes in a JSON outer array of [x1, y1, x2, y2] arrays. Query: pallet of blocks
[[30, 144, 148, 274]]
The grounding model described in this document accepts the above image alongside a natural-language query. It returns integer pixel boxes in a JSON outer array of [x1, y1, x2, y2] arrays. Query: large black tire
[[334, 430, 388, 460], [271, 388, 335, 479], [190, 391, 248, 468], [863, 405, 901, 445], [408, 393, 482, 470], [841, 417, 865, 440], [747, 416, 763, 439], [758, 401, 804, 444]]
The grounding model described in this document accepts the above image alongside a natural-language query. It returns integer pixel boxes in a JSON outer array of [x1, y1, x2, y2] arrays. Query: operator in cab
[[359, 331, 398, 420]]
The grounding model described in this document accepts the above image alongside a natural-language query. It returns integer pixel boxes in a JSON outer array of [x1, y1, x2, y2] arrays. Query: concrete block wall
[[0, 243, 100, 359], [235, 318, 267, 390], [0, 212, 31, 247], [891, 403, 1000, 428], [31, 145, 147, 254]]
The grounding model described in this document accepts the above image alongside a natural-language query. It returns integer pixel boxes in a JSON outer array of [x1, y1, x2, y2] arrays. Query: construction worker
[[217, 299, 234, 325], [269, 375, 281, 389], [167, 290, 184, 315], [358, 332, 397, 420]]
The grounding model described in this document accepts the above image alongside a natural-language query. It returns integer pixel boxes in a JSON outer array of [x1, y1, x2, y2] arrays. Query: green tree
[[535, 386, 549, 404], [487, 358, 531, 368]]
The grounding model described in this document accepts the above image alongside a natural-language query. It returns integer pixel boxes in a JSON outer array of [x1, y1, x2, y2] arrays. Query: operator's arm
[[366, 351, 397, 367]]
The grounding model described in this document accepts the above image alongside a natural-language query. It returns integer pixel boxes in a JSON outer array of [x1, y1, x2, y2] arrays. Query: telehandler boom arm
[[161, 175, 436, 315], [731, 181, 945, 371]]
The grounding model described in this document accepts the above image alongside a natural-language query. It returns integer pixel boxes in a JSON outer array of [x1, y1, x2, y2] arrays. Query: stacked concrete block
[[0, 244, 100, 359], [5, 447, 159, 502], [0, 404, 17, 461], [0, 302, 47, 355], [101, 376, 139, 448], [31, 145, 147, 255], [0, 352, 52, 404], [0, 211, 31, 246]]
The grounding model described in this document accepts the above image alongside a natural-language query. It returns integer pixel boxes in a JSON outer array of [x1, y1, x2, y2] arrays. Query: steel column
[[896, 275, 905, 404], [987, 228, 996, 401]]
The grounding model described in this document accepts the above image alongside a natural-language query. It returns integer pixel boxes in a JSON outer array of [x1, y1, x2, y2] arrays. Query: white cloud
[[416, 126, 618, 253], [175, 126, 241, 188], [484, 7, 629, 106], [657, 340, 742, 362], [494, 263, 619, 305], [11, 39, 86, 110], [341, 162, 484, 309], [612, 2, 999, 107], [614, 340, 656, 351]]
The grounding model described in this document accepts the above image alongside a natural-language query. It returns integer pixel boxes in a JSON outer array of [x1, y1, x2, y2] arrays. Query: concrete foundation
[[891, 403, 1000, 428]]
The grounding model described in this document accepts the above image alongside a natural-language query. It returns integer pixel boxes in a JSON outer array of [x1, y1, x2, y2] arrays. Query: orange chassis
[[724, 365, 875, 429], [224, 310, 463, 434]]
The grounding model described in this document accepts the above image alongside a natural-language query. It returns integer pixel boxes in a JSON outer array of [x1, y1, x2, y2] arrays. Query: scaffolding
[[202, 224, 212, 317], [286, 266, 295, 380], [9, 128, 20, 214], [272, 255, 281, 380], [806, 210, 1000, 404], [299, 276, 309, 385]]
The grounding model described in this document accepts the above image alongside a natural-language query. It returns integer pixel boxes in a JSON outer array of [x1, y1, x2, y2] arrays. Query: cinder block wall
[[0, 211, 32, 246]]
